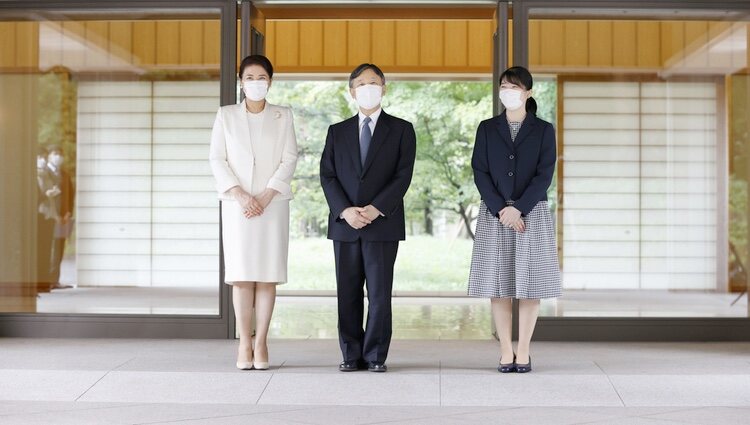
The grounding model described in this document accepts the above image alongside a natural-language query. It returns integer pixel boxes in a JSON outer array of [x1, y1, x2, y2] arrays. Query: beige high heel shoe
[[236, 344, 254, 370], [253, 343, 269, 370]]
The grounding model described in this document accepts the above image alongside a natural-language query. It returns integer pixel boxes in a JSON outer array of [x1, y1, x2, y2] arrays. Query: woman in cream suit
[[209, 55, 298, 370]]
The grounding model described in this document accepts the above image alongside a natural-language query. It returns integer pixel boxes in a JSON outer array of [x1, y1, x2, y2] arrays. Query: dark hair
[[47, 145, 63, 155], [348, 63, 385, 88], [238, 55, 273, 79], [499, 66, 537, 116], [37, 146, 48, 157]]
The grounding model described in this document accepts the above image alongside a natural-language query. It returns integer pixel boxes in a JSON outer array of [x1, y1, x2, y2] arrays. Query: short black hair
[[238, 55, 274, 79], [348, 63, 385, 88]]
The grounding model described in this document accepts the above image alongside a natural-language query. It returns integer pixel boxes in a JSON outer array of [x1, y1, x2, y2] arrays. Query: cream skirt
[[221, 199, 290, 284]]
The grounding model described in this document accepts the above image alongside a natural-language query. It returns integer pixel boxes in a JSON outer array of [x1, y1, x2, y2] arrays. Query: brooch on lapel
[[273, 110, 282, 120]]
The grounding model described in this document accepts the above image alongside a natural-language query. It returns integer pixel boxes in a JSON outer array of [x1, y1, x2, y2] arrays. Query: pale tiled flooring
[[1, 338, 749, 424]]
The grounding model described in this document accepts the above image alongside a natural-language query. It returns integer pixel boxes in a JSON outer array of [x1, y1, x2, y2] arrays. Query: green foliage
[[269, 80, 495, 238]]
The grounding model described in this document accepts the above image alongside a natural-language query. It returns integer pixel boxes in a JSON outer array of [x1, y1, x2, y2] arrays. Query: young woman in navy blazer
[[468, 66, 562, 373]]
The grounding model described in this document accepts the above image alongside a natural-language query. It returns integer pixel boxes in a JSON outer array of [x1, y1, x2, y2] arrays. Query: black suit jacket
[[320, 111, 416, 242], [472, 112, 556, 217]]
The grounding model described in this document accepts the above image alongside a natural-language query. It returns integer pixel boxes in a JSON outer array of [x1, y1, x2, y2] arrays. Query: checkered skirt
[[467, 201, 562, 299]]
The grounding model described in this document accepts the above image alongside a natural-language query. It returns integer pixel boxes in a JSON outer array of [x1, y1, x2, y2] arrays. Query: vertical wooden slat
[[613, 21, 637, 68], [588, 21, 612, 68], [564, 20, 588, 67], [109, 21, 133, 66], [132, 21, 156, 66], [347, 20, 370, 66], [707, 21, 732, 68], [636, 22, 660, 68], [467, 20, 492, 69], [265, 20, 276, 65], [528, 20, 541, 68], [202, 20, 220, 67], [395, 20, 419, 66], [274, 21, 299, 67], [62, 21, 86, 69], [0, 23, 16, 68], [156, 20, 180, 66], [299, 21, 323, 66], [85, 21, 109, 68], [323, 21, 347, 67], [180, 21, 204, 65], [371, 20, 395, 67], [684, 21, 708, 68], [40, 22, 63, 68], [444, 20, 467, 67], [419, 21, 443, 67], [539, 21, 564, 66], [660, 21, 685, 65]]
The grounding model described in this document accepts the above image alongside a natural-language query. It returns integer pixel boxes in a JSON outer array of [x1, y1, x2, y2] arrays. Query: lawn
[[286, 236, 474, 292]]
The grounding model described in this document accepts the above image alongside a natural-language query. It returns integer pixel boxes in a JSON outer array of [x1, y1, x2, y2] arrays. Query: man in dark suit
[[47, 145, 74, 289], [320, 63, 416, 373]]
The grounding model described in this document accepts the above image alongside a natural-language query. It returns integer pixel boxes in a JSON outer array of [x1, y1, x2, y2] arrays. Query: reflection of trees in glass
[[38, 67, 77, 178], [269, 80, 493, 240], [730, 76, 749, 291]]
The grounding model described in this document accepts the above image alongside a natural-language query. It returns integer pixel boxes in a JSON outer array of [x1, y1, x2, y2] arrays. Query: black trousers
[[333, 239, 399, 364], [49, 237, 66, 285]]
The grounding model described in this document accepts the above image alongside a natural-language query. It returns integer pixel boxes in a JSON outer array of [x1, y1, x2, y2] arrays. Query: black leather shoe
[[516, 356, 532, 373], [368, 363, 387, 372], [497, 355, 516, 373], [339, 361, 359, 372]]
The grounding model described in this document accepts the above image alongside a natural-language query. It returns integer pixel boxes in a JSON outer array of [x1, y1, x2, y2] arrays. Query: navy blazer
[[320, 111, 417, 242], [472, 112, 556, 217]]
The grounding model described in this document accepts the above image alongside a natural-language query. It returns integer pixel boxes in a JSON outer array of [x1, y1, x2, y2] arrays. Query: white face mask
[[243, 80, 269, 102], [353, 84, 383, 110], [48, 154, 63, 168], [499, 89, 525, 111], [37, 157, 46, 169]]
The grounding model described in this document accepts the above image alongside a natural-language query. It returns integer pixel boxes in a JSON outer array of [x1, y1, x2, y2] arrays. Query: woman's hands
[[228, 187, 279, 219], [499, 206, 525, 233]]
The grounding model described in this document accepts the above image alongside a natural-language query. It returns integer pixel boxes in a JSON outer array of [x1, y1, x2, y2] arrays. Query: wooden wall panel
[[612, 21, 637, 68], [564, 21, 588, 66], [274, 21, 299, 67], [467, 20, 492, 68], [444, 21, 467, 67], [109, 22, 133, 65], [684, 21, 708, 67], [180, 21, 204, 65], [265, 20, 275, 65], [528, 20, 541, 68], [371, 20, 395, 67], [636, 22, 660, 68], [133, 21, 156, 66], [299, 21, 323, 66], [395, 20, 419, 66], [347, 21, 371, 66], [540, 21, 564, 66], [323, 21, 347, 66], [62, 22, 86, 68], [660, 21, 685, 65], [588, 21, 612, 67], [0, 23, 17, 68], [420, 21, 443, 67], [85, 21, 109, 68], [156, 21, 180, 66], [202, 20, 220, 66]]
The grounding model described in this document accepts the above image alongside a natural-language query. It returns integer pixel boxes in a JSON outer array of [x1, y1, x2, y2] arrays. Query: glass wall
[[0, 11, 223, 315], [523, 8, 750, 317]]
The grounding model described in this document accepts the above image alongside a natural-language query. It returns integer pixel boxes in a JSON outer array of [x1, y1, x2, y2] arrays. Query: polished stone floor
[[1, 338, 749, 424]]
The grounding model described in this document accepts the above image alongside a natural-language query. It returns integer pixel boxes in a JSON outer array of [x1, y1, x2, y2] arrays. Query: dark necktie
[[360, 116, 372, 167]]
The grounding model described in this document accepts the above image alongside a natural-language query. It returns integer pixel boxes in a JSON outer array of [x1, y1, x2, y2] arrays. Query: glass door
[[0, 0, 237, 338], [513, 1, 750, 321]]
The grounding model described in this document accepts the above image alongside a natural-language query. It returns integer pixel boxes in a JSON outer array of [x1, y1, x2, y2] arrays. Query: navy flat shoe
[[497, 355, 516, 373], [516, 356, 532, 373]]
